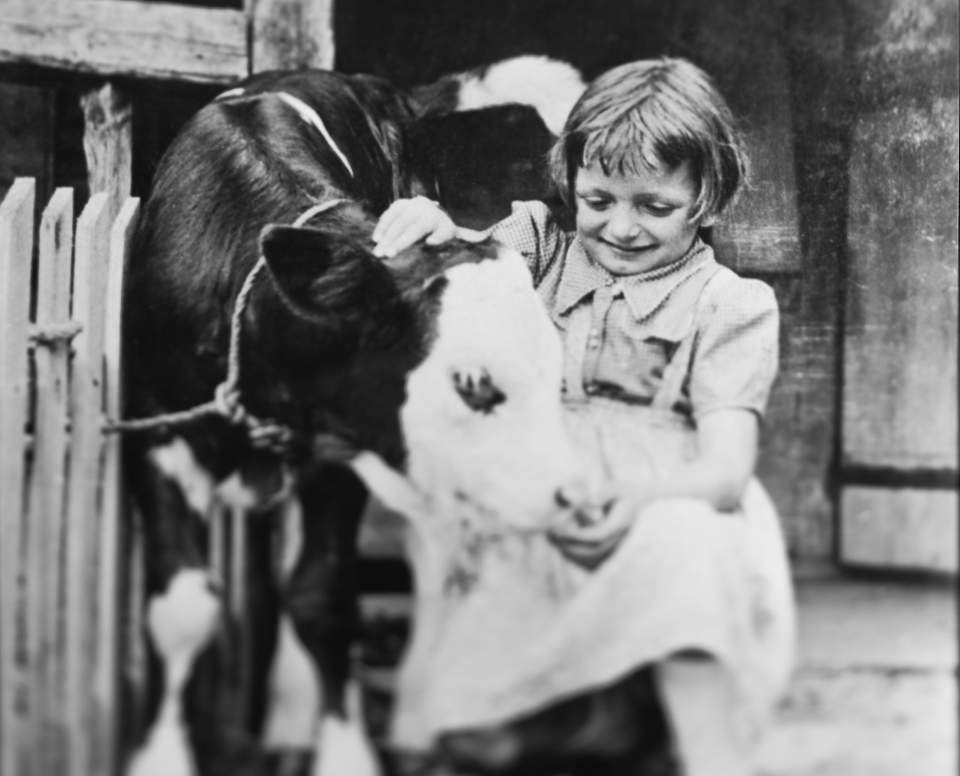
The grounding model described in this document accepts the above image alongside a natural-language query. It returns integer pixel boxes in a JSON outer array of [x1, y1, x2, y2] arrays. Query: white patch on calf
[[150, 438, 215, 518], [214, 87, 245, 101], [263, 615, 321, 749], [349, 452, 428, 522], [276, 92, 355, 177], [400, 247, 583, 530], [127, 570, 220, 776], [456, 55, 586, 135], [262, 498, 320, 749], [312, 680, 380, 776]]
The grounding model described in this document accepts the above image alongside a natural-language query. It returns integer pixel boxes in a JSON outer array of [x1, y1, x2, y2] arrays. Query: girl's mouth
[[601, 239, 655, 254]]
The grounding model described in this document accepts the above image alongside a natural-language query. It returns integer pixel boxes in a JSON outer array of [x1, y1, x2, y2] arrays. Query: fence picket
[[0, 177, 37, 776], [95, 196, 140, 776], [28, 187, 75, 776], [65, 192, 111, 776]]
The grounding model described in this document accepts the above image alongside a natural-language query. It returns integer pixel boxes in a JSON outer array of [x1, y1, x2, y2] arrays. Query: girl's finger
[[380, 221, 434, 258], [375, 199, 439, 246], [372, 200, 408, 242], [424, 219, 456, 245]]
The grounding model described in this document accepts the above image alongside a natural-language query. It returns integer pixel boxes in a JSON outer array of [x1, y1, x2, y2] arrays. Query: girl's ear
[[699, 212, 718, 228]]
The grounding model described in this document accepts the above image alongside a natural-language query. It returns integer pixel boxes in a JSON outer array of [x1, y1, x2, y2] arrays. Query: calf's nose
[[554, 481, 615, 527]]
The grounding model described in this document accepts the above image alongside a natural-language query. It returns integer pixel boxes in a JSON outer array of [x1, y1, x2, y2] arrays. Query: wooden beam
[[0, 0, 248, 83], [250, 0, 335, 72]]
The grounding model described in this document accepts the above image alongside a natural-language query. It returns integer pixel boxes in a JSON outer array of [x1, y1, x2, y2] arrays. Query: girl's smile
[[574, 161, 710, 276]]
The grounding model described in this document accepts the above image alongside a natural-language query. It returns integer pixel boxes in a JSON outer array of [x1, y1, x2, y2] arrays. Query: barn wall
[[337, 0, 958, 564], [335, 0, 852, 561]]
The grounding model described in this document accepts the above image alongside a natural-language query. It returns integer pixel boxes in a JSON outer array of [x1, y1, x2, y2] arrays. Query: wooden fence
[[0, 177, 268, 776], [0, 178, 139, 776]]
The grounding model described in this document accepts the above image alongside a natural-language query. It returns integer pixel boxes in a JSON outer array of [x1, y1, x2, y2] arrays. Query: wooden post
[[81, 84, 132, 225], [27, 187, 75, 776], [64, 192, 111, 776], [0, 177, 36, 776], [249, 0, 335, 72]]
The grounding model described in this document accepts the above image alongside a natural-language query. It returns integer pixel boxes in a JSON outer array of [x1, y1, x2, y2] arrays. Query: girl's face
[[574, 160, 710, 276]]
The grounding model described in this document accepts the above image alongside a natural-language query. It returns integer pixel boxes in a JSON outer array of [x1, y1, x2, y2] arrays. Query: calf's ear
[[260, 223, 398, 316]]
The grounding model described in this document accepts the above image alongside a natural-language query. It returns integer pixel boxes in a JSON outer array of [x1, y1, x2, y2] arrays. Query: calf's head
[[259, 202, 584, 529]]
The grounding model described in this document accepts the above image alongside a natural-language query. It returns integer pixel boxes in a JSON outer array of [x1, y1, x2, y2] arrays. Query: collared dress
[[391, 201, 796, 754]]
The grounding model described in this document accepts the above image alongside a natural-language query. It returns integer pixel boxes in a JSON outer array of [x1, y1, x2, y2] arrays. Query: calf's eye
[[452, 368, 506, 414]]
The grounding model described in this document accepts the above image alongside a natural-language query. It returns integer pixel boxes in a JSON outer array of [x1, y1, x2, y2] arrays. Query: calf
[[122, 65, 589, 776]]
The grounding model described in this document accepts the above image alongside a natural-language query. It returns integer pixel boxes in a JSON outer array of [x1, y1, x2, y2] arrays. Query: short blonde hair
[[548, 58, 748, 222]]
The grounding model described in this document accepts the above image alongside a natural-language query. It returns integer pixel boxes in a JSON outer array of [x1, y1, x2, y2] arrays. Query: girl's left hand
[[548, 495, 641, 569]]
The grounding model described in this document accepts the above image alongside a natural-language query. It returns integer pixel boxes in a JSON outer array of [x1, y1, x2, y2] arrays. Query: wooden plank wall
[[679, 1, 843, 561], [840, 0, 958, 572]]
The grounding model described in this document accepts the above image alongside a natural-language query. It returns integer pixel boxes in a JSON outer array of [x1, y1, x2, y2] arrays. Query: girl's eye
[[578, 196, 611, 211], [643, 203, 677, 217]]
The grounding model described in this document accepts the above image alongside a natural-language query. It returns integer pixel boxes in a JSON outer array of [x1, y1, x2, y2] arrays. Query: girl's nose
[[607, 208, 642, 242]]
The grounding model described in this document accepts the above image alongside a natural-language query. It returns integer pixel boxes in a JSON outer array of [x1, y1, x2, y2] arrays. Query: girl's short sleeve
[[488, 201, 566, 284], [689, 277, 780, 420]]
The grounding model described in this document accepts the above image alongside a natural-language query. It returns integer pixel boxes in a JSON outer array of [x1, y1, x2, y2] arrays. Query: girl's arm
[[549, 408, 759, 566], [624, 407, 759, 512]]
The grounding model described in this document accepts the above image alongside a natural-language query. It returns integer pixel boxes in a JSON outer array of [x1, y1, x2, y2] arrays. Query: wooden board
[[841, 487, 958, 572], [843, 98, 959, 469], [0, 177, 36, 776], [26, 188, 74, 776], [250, 0, 335, 72], [0, 0, 247, 83], [64, 192, 111, 776]]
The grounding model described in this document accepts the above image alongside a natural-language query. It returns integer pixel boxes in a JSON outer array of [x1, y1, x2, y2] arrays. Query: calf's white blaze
[[127, 570, 220, 776], [401, 247, 583, 530], [276, 92, 355, 178]]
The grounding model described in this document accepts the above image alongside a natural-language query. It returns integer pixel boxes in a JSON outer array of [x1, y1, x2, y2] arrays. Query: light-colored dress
[[391, 201, 796, 752]]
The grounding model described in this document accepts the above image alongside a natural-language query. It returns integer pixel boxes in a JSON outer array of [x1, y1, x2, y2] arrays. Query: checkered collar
[[555, 237, 713, 321]]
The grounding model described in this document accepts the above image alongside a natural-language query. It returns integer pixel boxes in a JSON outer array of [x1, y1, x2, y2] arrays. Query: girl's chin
[[595, 250, 661, 275]]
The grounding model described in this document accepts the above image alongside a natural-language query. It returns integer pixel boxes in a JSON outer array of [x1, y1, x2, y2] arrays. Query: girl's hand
[[372, 196, 457, 257], [548, 493, 642, 569]]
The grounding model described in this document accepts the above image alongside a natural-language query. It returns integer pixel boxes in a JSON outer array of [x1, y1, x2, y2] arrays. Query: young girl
[[373, 57, 795, 776]]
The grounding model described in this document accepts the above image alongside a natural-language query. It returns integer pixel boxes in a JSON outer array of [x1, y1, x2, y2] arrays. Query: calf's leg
[[283, 464, 380, 775], [126, 438, 222, 776]]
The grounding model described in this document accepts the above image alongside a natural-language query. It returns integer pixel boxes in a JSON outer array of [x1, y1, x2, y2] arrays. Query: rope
[[29, 321, 83, 346], [104, 199, 348, 451]]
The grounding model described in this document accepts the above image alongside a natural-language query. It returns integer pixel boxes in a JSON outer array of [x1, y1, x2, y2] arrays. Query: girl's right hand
[[372, 196, 457, 257]]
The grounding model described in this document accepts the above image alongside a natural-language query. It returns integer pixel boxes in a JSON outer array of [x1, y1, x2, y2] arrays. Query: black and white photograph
[[0, 1, 957, 774]]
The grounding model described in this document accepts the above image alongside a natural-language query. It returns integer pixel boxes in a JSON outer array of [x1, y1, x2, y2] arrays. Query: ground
[[756, 565, 957, 776], [359, 564, 958, 776]]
